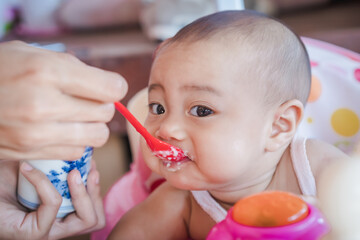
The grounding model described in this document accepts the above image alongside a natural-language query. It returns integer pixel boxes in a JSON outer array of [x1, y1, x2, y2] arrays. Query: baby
[[109, 10, 349, 239]]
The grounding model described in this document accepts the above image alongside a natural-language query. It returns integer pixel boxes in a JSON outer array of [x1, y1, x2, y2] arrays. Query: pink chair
[[298, 37, 360, 154], [91, 38, 360, 240]]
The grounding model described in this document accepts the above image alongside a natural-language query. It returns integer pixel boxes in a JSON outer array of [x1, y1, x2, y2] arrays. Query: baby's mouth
[[162, 152, 193, 172]]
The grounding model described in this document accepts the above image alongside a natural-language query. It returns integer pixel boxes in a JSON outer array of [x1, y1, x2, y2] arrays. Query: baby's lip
[[161, 150, 194, 166], [184, 152, 194, 161], [162, 156, 192, 172], [163, 156, 190, 164], [161, 154, 192, 164], [153, 146, 186, 162]]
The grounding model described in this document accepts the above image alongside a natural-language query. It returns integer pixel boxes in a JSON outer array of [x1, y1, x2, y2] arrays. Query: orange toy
[[232, 191, 309, 227]]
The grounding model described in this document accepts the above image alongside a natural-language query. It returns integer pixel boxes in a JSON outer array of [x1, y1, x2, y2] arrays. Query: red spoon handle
[[114, 101, 185, 162], [114, 102, 153, 142]]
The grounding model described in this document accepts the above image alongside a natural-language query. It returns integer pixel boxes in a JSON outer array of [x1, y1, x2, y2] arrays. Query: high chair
[[91, 37, 360, 240], [298, 37, 360, 154]]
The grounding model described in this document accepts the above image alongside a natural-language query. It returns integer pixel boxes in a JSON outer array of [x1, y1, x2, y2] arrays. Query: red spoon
[[114, 102, 186, 162]]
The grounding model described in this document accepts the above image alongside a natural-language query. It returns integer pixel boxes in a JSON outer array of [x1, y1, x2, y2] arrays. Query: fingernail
[[95, 173, 100, 185], [22, 162, 33, 171], [76, 173, 82, 185], [103, 103, 114, 110]]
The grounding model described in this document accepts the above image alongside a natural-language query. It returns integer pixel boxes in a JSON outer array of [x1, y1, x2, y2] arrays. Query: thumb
[[20, 162, 62, 234]]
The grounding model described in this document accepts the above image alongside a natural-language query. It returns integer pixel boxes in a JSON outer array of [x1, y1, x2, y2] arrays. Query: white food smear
[[153, 146, 182, 161], [152, 148, 191, 172], [172, 147, 179, 157], [163, 160, 183, 172]]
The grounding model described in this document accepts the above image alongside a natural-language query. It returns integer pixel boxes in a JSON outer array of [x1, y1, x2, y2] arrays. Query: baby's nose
[[155, 116, 186, 142]]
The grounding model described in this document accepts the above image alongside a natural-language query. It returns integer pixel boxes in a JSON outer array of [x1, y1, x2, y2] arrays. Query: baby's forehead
[[164, 36, 258, 62], [165, 21, 286, 63], [157, 37, 269, 85], [160, 43, 264, 89], [157, 16, 299, 71], [155, 11, 310, 105]]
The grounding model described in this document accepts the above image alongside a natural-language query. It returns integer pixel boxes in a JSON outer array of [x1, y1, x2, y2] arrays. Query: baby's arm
[[318, 155, 360, 239], [108, 182, 190, 240], [305, 138, 350, 181], [308, 139, 360, 239]]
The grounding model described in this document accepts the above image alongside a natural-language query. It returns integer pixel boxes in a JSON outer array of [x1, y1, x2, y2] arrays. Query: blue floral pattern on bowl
[[47, 146, 93, 199], [17, 146, 93, 217]]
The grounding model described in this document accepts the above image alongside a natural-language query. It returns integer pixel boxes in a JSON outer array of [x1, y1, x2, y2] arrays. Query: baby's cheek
[[205, 139, 243, 161], [140, 140, 157, 169], [229, 139, 247, 154], [199, 151, 240, 182], [207, 141, 248, 176]]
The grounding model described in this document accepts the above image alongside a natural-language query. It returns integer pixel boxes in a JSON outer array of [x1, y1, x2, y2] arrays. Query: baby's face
[[142, 41, 277, 191]]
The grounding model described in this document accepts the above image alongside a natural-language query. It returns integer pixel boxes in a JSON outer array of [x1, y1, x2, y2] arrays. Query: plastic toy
[[207, 191, 330, 240]]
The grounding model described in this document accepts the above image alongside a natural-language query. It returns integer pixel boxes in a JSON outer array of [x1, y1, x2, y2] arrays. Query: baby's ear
[[265, 99, 304, 152]]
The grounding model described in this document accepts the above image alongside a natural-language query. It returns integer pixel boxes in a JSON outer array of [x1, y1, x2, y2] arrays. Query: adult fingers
[[2, 41, 128, 103], [0, 146, 86, 161], [0, 122, 109, 152], [68, 162, 105, 233], [19, 162, 61, 237], [43, 96, 116, 122], [0, 74, 115, 123], [68, 170, 98, 226], [84, 161, 105, 232], [56, 55, 128, 103], [50, 169, 98, 239]]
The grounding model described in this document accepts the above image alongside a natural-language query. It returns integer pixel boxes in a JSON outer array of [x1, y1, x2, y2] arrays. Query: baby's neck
[[208, 147, 292, 210], [208, 169, 275, 211]]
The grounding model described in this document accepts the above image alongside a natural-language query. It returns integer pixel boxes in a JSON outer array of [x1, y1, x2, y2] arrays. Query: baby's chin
[[166, 178, 211, 191]]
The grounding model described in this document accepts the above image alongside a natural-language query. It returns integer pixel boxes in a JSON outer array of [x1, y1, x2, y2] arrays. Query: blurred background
[[1, 0, 359, 239]]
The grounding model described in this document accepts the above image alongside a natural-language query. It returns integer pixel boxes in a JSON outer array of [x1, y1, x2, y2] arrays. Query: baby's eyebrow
[[181, 85, 222, 96], [148, 83, 164, 93]]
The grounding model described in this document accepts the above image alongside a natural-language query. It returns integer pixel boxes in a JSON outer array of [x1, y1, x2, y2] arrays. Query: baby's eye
[[149, 103, 165, 115], [189, 105, 214, 117]]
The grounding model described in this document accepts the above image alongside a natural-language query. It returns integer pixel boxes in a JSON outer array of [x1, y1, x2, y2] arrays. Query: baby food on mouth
[[152, 147, 190, 172], [162, 157, 191, 172], [153, 146, 187, 162], [232, 191, 309, 227]]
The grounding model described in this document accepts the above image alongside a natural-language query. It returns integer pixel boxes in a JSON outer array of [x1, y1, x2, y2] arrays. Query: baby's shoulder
[[148, 181, 191, 208], [305, 138, 350, 178]]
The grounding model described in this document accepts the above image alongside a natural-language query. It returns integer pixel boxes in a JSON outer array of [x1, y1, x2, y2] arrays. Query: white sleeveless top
[[191, 136, 316, 223]]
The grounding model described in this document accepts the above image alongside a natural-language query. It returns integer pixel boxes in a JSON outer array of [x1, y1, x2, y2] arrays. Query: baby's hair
[[157, 10, 311, 106]]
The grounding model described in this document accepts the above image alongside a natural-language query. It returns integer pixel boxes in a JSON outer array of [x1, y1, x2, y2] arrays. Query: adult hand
[[0, 160, 105, 240], [0, 41, 128, 160]]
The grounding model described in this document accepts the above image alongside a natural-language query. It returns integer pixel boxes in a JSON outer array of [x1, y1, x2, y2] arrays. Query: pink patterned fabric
[[299, 37, 360, 154], [91, 150, 152, 240]]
